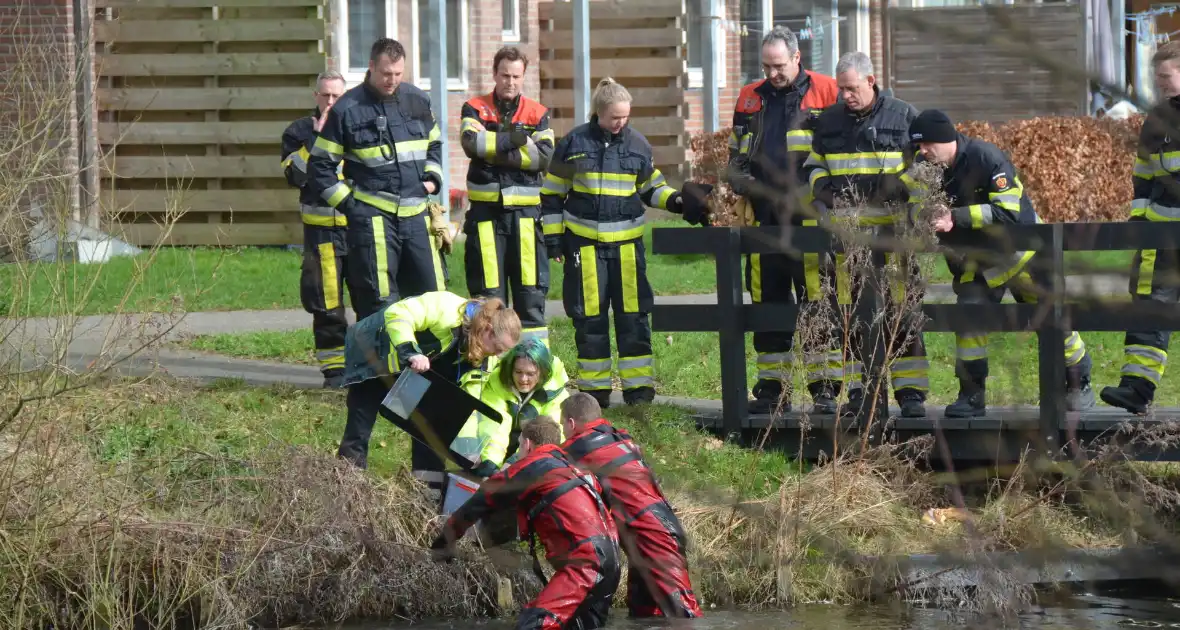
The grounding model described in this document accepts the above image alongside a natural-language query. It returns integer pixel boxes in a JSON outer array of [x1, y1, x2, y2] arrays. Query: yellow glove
[[732, 196, 756, 226], [427, 202, 454, 255]]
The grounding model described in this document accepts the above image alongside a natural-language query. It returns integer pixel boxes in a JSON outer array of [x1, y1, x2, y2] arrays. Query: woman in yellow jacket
[[452, 337, 571, 477], [337, 290, 521, 494]]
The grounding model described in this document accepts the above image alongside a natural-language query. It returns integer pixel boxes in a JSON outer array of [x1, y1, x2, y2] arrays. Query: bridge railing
[[650, 221, 1180, 455]]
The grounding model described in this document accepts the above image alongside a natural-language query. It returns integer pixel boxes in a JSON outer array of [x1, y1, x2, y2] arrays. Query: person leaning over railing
[[901, 109, 1095, 418], [800, 51, 929, 419], [1100, 41, 1180, 415], [539, 77, 710, 409]]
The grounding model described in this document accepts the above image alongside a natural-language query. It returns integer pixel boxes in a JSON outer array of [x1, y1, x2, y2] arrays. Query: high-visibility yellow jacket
[[450, 355, 570, 469]]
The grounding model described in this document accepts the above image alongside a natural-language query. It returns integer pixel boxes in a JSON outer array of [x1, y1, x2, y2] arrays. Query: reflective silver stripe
[[468, 181, 500, 195], [287, 151, 308, 173], [1132, 198, 1152, 210], [1161, 152, 1180, 171], [968, 205, 995, 224], [399, 196, 427, 209], [1127, 345, 1167, 362], [451, 437, 483, 459], [311, 144, 342, 160], [578, 358, 612, 371], [502, 185, 542, 202], [980, 251, 1034, 283], [759, 370, 790, 381], [542, 174, 571, 195], [892, 377, 929, 390], [542, 214, 563, 227], [891, 358, 929, 372], [346, 151, 396, 168], [397, 144, 427, 163], [321, 181, 350, 205], [786, 130, 812, 152], [563, 211, 645, 234], [990, 194, 1021, 210], [617, 356, 653, 371], [806, 368, 845, 381], [412, 470, 446, 484], [757, 352, 795, 365], [956, 346, 988, 360], [301, 204, 342, 217], [1134, 157, 1156, 178], [825, 153, 905, 174], [572, 174, 635, 194], [577, 378, 613, 389], [638, 171, 667, 193], [1149, 203, 1180, 219], [1122, 363, 1163, 382], [621, 375, 655, 387]]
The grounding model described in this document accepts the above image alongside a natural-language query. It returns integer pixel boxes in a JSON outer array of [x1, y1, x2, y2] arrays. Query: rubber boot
[[587, 389, 613, 410], [1100, 376, 1154, 415], [807, 379, 839, 415], [897, 391, 927, 418], [1065, 352, 1096, 412], [750, 379, 790, 414], [945, 378, 986, 418], [840, 387, 865, 417], [623, 386, 656, 406], [322, 368, 346, 389]]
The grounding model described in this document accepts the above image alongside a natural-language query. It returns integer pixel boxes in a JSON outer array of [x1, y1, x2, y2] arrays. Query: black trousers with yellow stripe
[[346, 205, 447, 320], [562, 239, 656, 403], [463, 201, 549, 344], [745, 250, 809, 400], [1117, 238, 1180, 401], [300, 225, 353, 375]]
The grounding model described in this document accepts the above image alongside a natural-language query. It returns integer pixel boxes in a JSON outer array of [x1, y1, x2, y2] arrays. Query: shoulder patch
[[992, 172, 1010, 190]]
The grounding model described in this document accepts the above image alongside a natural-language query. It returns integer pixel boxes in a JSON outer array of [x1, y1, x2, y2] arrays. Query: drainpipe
[[74, 0, 98, 227]]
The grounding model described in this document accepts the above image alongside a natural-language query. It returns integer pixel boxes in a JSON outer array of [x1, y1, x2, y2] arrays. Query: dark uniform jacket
[[803, 87, 919, 225], [904, 134, 1039, 287], [307, 79, 443, 219], [281, 109, 348, 228], [540, 116, 680, 251], [726, 70, 839, 225], [460, 93, 555, 208], [1131, 96, 1180, 222]]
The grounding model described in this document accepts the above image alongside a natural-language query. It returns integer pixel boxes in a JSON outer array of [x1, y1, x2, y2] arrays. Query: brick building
[[329, 0, 890, 190]]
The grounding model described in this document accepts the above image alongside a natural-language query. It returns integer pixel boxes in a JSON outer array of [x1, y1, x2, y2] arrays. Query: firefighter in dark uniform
[[540, 78, 709, 409], [432, 419, 622, 630], [559, 393, 703, 619], [460, 46, 555, 346], [726, 26, 839, 414], [306, 38, 447, 322], [902, 109, 1095, 417], [281, 71, 351, 388], [802, 51, 929, 418], [1101, 41, 1180, 414]]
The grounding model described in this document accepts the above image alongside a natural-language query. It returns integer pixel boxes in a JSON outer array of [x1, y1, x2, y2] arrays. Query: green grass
[[184, 322, 1180, 408], [92, 379, 791, 497], [0, 220, 715, 317]]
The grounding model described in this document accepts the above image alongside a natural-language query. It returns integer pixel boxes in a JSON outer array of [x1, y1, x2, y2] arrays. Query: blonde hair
[[591, 77, 632, 118], [462, 297, 521, 365]]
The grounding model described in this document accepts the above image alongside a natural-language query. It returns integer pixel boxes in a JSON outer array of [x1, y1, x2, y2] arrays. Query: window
[[342, 0, 396, 84], [503, 0, 520, 40], [414, 0, 468, 90], [739, 0, 818, 85], [686, 0, 726, 88]]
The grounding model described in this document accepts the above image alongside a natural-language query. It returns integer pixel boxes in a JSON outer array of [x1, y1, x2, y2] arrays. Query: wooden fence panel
[[94, 0, 328, 247], [538, 0, 689, 187], [888, 4, 1087, 123]]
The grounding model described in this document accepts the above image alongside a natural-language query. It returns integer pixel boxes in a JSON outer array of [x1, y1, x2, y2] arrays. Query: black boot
[[750, 379, 790, 414], [623, 386, 656, 406], [945, 379, 986, 418], [840, 388, 865, 417], [897, 391, 927, 418], [587, 389, 613, 410], [807, 380, 839, 414], [1100, 376, 1154, 415], [322, 367, 346, 389]]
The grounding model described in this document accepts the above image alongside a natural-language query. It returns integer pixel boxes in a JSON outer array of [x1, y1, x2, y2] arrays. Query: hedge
[[688, 115, 1146, 224]]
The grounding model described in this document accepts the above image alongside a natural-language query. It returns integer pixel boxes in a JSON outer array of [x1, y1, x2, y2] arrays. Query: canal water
[[342, 584, 1180, 629]]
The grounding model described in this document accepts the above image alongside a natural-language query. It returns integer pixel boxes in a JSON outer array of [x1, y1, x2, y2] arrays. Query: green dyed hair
[[499, 337, 554, 390]]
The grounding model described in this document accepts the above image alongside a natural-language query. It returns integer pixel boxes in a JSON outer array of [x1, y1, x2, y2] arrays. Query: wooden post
[[429, 0, 449, 217], [718, 227, 748, 441], [1037, 223, 1066, 458]]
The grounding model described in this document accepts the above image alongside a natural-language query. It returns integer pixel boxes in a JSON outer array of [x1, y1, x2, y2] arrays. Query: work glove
[[733, 196, 756, 226], [678, 182, 714, 227], [508, 123, 530, 148], [471, 459, 499, 478], [427, 201, 454, 255]]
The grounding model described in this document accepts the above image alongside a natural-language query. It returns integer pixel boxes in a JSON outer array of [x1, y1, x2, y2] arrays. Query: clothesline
[[712, 14, 847, 39]]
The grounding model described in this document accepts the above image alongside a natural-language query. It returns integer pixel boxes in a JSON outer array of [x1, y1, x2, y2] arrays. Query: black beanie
[[908, 109, 957, 144]]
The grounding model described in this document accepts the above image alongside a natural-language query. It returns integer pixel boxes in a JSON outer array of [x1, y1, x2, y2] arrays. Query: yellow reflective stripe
[[1137, 249, 1157, 296], [620, 242, 639, 312], [428, 123, 441, 142], [572, 172, 637, 196], [323, 181, 352, 207], [372, 216, 389, 298], [427, 214, 446, 289], [501, 185, 541, 206], [580, 245, 599, 317], [969, 205, 987, 229], [519, 142, 534, 170], [542, 173, 572, 196], [786, 129, 812, 152], [478, 220, 499, 290], [836, 253, 851, 305], [318, 241, 340, 310], [824, 151, 906, 175], [312, 136, 344, 158], [520, 217, 537, 286], [460, 116, 482, 133], [424, 161, 442, 176], [542, 213, 564, 236], [749, 252, 762, 302], [563, 211, 645, 242], [301, 213, 348, 227], [354, 190, 426, 217], [801, 218, 821, 300], [533, 128, 555, 144], [1134, 155, 1156, 179], [477, 131, 498, 159]]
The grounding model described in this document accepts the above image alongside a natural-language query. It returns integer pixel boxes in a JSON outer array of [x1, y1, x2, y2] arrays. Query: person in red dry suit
[[431, 418, 622, 630], [558, 392, 703, 619]]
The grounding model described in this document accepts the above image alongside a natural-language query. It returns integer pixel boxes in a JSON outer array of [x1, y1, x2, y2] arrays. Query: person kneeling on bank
[[432, 419, 622, 630], [336, 291, 522, 495], [453, 337, 572, 477]]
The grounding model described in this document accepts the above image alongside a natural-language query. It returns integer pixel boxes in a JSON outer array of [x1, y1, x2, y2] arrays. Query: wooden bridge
[[650, 221, 1180, 464]]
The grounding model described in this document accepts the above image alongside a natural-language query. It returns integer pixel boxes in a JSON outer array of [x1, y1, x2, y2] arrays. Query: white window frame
[[687, 0, 727, 89], [502, 0, 521, 42], [411, 0, 470, 91], [339, 0, 398, 87]]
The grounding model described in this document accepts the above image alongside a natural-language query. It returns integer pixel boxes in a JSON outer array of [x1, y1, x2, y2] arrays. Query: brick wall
[[0, 0, 81, 223]]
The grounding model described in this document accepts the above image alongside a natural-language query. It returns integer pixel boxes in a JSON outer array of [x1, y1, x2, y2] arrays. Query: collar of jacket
[[755, 69, 811, 99], [312, 106, 322, 119], [494, 92, 521, 120], [588, 114, 625, 143], [361, 73, 398, 103], [845, 84, 883, 120]]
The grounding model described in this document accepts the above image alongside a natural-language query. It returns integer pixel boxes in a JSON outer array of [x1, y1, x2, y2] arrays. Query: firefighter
[[453, 337, 571, 476], [726, 25, 839, 415], [432, 419, 622, 630], [281, 71, 350, 388], [903, 109, 1095, 417], [558, 392, 703, 619], [540, 77, 710, 409], [1100, 41, 1180, 415], [306, 38, 447, 322], [801, 51, 929, 418], [336, 290, 521, 495], [460, 46, 555, 346]]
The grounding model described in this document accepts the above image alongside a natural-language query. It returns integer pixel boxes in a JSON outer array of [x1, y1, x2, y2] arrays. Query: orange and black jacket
[[459, 93, 555, 208], [540, 116, 680, 251], [438, 443, 619, 565], [726, 70, 838, 224]]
